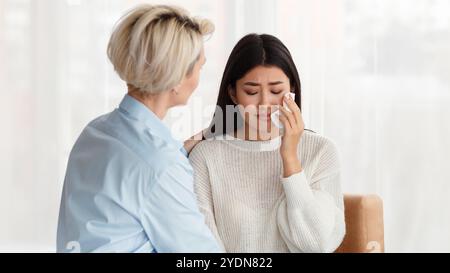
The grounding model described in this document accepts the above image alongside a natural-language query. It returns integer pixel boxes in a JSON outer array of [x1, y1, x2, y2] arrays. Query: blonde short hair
[[107, 4, 214, 94]]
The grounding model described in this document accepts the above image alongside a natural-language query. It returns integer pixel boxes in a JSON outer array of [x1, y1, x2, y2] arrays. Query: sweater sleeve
[[189, 145, 227, 252], [276, 139, 346, 253]]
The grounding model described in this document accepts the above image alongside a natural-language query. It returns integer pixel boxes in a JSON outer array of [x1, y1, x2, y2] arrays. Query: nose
[[259, 91, 274, 106], [258, 91, 278, 112]]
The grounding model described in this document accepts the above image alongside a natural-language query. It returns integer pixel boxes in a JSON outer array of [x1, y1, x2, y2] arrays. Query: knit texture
[[189, 130, 346, 253]]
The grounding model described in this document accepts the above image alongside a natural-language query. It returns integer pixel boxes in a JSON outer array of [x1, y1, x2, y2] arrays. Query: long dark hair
[[204, 34, 303, 139]]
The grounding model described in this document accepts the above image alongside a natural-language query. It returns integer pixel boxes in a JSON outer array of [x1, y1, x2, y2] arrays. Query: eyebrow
[[243, 81, 284, 86]]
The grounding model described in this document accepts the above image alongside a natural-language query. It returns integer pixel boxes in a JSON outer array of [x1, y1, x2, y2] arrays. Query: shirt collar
[[118, 94, 185, 152]]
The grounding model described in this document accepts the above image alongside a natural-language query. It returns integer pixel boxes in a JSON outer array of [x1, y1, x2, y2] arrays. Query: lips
[[256, 110, 272, 121], [256, 113, 271, 120]]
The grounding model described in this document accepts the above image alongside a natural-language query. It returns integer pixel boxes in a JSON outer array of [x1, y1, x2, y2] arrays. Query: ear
[[172, 83, 181, 95], [228, 86, 237, 104]]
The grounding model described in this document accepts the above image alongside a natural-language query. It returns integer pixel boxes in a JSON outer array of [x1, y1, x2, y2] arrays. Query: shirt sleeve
[[139, 161, 223, 253], [189, 145, 227, 252], [276, 140, 346, 253]]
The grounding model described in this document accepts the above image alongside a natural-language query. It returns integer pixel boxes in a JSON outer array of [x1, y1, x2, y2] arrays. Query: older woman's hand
[[183, 130, 204, 155]]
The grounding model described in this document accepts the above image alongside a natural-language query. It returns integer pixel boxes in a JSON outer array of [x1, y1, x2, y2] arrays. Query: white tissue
[[270, 92, 295, 129]]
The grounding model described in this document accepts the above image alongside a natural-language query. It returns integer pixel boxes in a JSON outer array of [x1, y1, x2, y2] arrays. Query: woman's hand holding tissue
[[278, 93, 304, 177]]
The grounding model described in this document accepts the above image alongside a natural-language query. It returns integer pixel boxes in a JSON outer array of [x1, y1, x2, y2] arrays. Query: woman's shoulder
[[300, 129, 340, 160], [300, 130, 341, 180], [188, 138, 227, 162]]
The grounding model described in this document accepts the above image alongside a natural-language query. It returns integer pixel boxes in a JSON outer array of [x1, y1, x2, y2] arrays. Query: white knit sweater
[[189, 130, 346, 253]]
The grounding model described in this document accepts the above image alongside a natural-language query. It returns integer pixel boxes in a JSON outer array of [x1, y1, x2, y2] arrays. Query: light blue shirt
[[57, 94, 221, 253]]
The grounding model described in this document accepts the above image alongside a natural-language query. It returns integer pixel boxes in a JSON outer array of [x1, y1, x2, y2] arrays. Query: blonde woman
[[57, 5, 220, 253]]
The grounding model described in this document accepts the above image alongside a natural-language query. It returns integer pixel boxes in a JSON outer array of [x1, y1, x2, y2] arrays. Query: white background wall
[[1, 0, 449, 252]]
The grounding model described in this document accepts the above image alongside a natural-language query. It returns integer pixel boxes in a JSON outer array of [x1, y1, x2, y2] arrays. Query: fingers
[[283, 94, 301, 125], [183, 138, 201, 154], [278, 111, 292, 131], [279, 106, 297, 131]]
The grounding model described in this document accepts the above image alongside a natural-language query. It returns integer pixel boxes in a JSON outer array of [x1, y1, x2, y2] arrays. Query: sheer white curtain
[[1, 0, 449, 252]]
